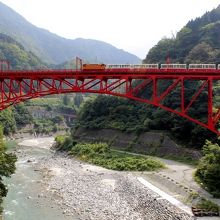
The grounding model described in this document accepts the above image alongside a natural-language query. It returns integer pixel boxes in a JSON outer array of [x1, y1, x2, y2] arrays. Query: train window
[[189, 64, 216, 69], [161, 64, 186, 69]]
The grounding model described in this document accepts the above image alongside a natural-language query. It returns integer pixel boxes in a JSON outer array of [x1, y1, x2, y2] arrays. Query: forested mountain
[[0, 1, 140, 65], [77, 6, 220, 148], [0, 33, 38, 134], [144, 5, 220, 63], [0, 33, 46, 69]]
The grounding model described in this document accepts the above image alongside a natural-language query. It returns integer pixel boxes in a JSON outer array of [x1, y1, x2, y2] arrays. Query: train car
[[106, 64, 133, 69], [82, 64, 106, 70], [132, 64, 159, 69], [106, 64, 159, 69], [161, 64, 187, 69], [189, 64, 216, 69]]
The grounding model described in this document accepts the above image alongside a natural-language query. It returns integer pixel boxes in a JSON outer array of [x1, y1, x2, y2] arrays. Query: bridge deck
[[0, 68, 220, 134], [1, 68, 220, 79]]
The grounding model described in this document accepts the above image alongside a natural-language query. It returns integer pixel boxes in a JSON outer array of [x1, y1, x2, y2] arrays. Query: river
[[1, 137, 195, 220], [2, 137, 78, 220]]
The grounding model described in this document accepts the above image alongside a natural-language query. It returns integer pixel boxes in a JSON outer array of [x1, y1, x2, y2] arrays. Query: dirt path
[[153, 158, 220, 205], [138, 157, 220, 220], [112, 149, 220, 219]]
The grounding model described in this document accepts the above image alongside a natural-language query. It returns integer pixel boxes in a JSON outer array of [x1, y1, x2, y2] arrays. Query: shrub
[[55, 135, 76, 151], [195, 140, 220, 197], [71, 142, 164, 171], [196, 198, 219, 212]]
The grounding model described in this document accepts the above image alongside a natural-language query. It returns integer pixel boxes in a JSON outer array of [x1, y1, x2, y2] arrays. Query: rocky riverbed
[[34, 139, 194, 220]]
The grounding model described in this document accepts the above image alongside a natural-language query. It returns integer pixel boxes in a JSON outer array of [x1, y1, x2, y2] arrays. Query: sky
[[1, 0, 220, 59]]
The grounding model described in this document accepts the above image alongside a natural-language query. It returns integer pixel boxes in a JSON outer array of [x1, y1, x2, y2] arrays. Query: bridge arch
[[0, 68, 219, 135]]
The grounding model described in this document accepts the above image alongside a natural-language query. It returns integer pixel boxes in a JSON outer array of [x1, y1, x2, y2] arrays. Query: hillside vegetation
[[75, 5, 220, 149], [0, 33, 46, 69], [0, 126, 16, 214], [195, 141, 220, 197], [55, 137, 165, 171], [0, 2, 140, 64], [0, 33, 45, 134], [77, 95, 216, 148], [144, 5, 220, 64]]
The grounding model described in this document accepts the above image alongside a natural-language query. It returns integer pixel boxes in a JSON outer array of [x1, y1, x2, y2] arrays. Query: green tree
[[185, 42, 215, 63], [63, 95, 71, 106], [13, 103, 33, 128], [195, 141, 220, 197], [0, 33, 46, 70], [0, 109, 16, 135], [0, 126, 16, 213], [144, 38, 176, 63], [74, 94, 83, 108], [51, 115, 64, 124]]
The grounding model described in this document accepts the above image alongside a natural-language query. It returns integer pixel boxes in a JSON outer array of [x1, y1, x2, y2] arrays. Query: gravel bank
[[38, 153, 193, 220]]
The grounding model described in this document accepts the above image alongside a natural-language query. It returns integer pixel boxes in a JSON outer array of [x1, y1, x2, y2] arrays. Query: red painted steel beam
[[1, 68, 220, 79], [208, 79, 214, 129], [132, 78, 152, 96], [0, 68, 220, 135], [181, 78, 185, 113], [184, 80, 208, 114], [157, 78, 181, 103]]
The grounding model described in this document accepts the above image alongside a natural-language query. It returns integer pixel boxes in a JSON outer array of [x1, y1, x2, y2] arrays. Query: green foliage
[[195, 141, 220, 197], [141, 6, 220, 146], [196, 198, 219, 212], [185, 42, 218, 63], [55, 135, 66, 145], [0, 126, 16, 213], [71, 142, 164, 171], [0, 109, 16, 135], [58, 105, 76, 114], [13, 103, 33, 128], [77, 95, 149, 133], [144, 5, 220, 64], [51, 116, 64, 124], [0, 104, 33, 135], [26, 97, 62, 107], [145, 38, 176, 63], [0, 33, 46, 69], [76, 95, 216, 148], [54, 135, 77, 151], [33, 117, 64, 134], [63, 95, 71, 106], [74, 94, 83, 108], [25, 96, 77, 134]]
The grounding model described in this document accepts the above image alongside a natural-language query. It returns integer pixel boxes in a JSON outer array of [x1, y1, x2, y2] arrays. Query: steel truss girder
[[0, 73, 219, 135]]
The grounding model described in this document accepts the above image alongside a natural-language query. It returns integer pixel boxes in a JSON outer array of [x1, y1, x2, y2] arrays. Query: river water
[[2, 138, 77, 220]]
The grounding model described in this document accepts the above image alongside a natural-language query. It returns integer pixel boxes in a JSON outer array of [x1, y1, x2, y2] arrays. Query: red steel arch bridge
[[1, 61, 220, 135]]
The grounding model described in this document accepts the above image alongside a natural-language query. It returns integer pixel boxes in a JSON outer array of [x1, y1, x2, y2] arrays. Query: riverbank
[[6, 136, 219, 219], [3, 137, 78, 220], [39, 154, 193, 219], [25, 137, 192, 220]]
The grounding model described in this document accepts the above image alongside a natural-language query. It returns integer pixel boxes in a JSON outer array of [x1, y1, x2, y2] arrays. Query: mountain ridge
[[0, 1, 140, 64]]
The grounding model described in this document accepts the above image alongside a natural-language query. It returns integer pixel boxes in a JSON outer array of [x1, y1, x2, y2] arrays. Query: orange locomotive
[[82, 64, 106, 70]]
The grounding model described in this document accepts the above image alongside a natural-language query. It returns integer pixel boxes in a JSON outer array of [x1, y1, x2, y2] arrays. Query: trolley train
[[82, 63, 220, 70]]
